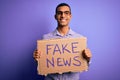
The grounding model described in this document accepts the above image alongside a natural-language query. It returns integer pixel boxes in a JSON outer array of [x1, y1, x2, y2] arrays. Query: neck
[[57, 26, 70, 36]]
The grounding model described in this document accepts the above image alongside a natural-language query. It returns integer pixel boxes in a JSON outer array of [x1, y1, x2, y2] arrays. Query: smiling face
[[55, 6, 72, 27]]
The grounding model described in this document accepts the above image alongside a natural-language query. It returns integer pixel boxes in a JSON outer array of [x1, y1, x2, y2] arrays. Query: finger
[[84, 49, 92, 58], [33, 50, 39, 59], [86, 51, 92, 58], [35, 51, 41, 58]]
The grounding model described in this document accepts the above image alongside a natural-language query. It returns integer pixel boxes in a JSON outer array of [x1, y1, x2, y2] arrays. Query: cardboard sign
[[37, 37, 88, 76]]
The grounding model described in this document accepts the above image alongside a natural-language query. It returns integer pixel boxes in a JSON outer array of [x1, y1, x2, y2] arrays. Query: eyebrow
[[56, 11, 71, 14]]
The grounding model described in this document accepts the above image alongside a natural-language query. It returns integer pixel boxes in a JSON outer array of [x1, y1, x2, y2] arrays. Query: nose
[[61, 12, 65, 17]]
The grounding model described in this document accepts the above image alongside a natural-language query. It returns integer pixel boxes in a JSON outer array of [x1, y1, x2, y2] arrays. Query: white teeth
[[61, 19, 66, 22]]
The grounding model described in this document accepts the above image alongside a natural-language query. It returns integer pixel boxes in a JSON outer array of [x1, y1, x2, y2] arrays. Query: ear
[[54, 14, 57, 20]]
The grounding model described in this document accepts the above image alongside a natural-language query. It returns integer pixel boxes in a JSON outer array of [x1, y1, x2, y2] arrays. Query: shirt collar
[[53, 28, 75, 36]]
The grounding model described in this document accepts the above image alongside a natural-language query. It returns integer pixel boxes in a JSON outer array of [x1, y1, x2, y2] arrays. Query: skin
[[55, 6, 72, 36], [33, 6, 92, 62]]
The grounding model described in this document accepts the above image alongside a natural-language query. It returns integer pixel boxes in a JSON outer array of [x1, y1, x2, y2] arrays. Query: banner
[[37, 37, 88, 76]]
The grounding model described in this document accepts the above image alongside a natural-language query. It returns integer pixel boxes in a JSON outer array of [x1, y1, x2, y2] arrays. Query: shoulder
[[42, 29, 58, 39], [70, 29, 85, 38], [42, 32, 53, 40]]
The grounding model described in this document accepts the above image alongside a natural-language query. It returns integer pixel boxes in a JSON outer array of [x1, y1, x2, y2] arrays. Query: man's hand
[[33, 50, 41, 61], [82, 48, 92, 63]]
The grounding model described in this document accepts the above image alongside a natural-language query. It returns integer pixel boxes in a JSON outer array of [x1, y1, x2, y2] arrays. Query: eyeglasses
[[56, 11, 71, 15]]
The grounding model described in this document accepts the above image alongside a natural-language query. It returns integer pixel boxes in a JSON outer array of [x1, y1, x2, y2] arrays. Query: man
[[33, 3, 92, 80]]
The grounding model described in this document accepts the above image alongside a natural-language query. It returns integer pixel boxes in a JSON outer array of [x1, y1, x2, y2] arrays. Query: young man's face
[[55, 6, 72, 27]]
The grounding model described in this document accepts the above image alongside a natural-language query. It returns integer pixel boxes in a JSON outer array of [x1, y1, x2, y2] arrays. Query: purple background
[[0, 0, 120, 80]]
